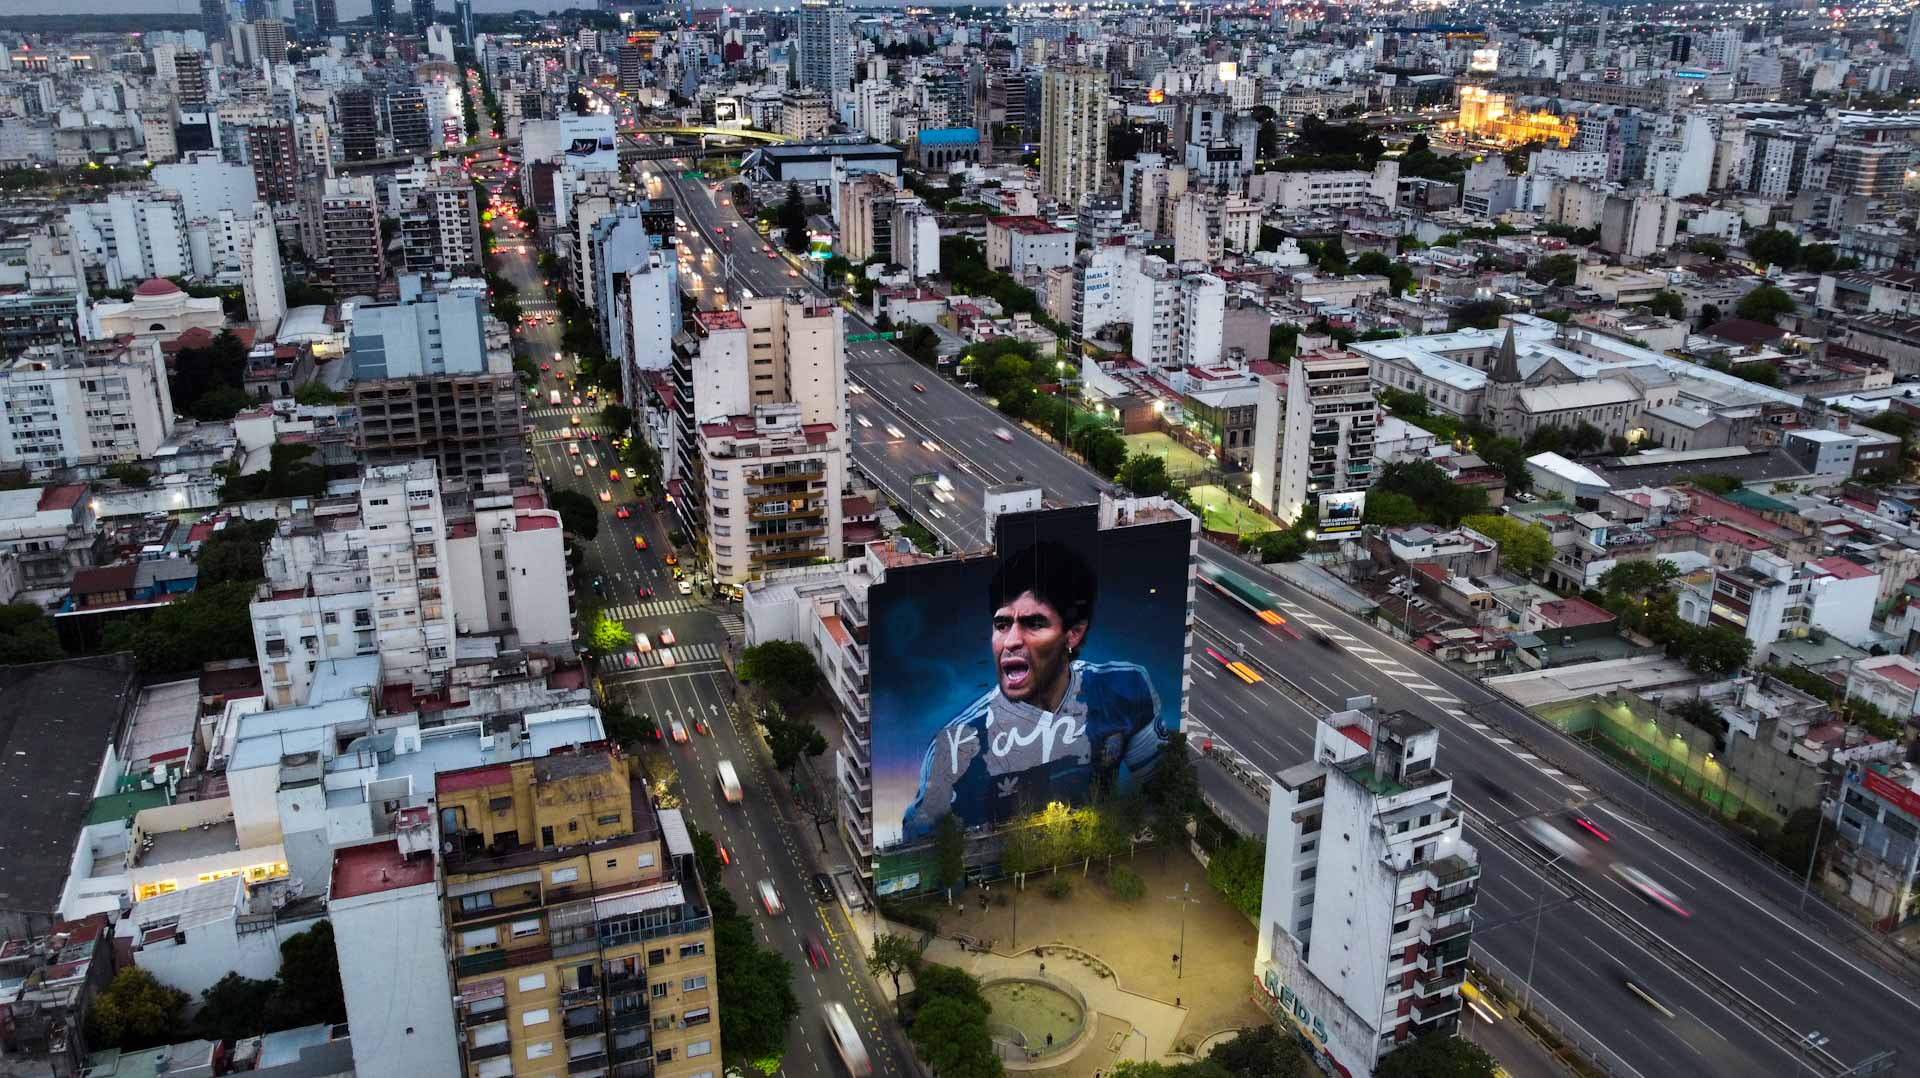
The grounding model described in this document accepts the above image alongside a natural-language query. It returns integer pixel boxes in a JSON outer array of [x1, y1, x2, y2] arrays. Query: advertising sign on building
[[1318, 490, 1367, 538], [867, 505, 1192, 893]]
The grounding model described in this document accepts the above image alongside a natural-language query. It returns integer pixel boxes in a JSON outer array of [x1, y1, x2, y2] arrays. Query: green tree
[[600, 403, 633, 434], [293, 381, 348, 405], [100, 580, 258, 674], [1377, 386, 1430, 419], [1374, 460, 1488, 526], [269, 921, 347, 1027], [716, 909, 801, 1074], [600, 703, 658, 746], [779, 182, 809, 253], [1205, 838, 1266, 918], [1116, 453, 1179, 498], [1673, 623, 1753, 676], [763, 712, 828, 775], [1644, 290, 1686, 319], [932, 812, 967, 891], [1800, 243, 1838, 274], [1207, 1024, 1306, 1078], [1597, 559, 1679, 603], [196, 532, 267, 587], [1143, 731, 1200, 845], [193, 384, 254, 420], [868, 932, 924, 1016], [550, 488, 600, 539], [1745, 228, 1801, 269], [1767, 806, 1828, 874], [1527, 253, 1581, 288], [1453, 297, 1510, 330], [0, 603, 62, 664], [910, 995, 1004, 1078], [87, 967, 189, 1050], [1372, 1032, 1498, 1078], [1696, 303, 1723, 328], [105, 462, 153, 486], [1363, 491, 1426, 529], [1735, 282, 1797, 325], [1106, 864, 1147, 901], [1462, 514, 1554, 576], [588, 612, 628, 653], [738, 639, 822, 706], [195, 972, 276, 1041]]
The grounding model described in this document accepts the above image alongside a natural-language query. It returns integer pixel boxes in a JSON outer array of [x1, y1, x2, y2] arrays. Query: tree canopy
[[87, 968, 188, 1050], [0, 603, 62, 664], [100, 580, 258, 674], [1462, 514, 1554, 576], [738, 640, 822, 706], [1372, 1033, 1498, 1078], [550, 488, 600, 540], [1735, 283, 1797, 325]]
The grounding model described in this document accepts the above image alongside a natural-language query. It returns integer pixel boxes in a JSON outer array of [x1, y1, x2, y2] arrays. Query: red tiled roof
[[842, 495, 875, 518], [38, 484, 86, 512], [436, 763, 513, 795], [134, 277, 182, 297], [72, 563, 137, 593], [1534, 596, 1616, 628], [1810, 556, 1875, 581], [330, 840, 435, 900], [515, 513, 559, 531], [989, 215, 1069, 236]]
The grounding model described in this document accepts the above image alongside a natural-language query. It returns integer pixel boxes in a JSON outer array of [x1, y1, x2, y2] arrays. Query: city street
[[482, 165, 904, 1078], [651, 163, 1920, 1078]]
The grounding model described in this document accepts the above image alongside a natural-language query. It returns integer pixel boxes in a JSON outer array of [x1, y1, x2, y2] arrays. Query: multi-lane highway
[[482, 165, 903, 1078], [650, 164, 1920, 1078]]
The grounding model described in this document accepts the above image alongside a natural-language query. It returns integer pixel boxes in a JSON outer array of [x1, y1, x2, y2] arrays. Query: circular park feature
[[981, 975, 1088, 1063]]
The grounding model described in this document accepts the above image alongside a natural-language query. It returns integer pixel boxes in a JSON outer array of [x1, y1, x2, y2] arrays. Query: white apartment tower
[[1128, 255, 1224, 371], [1251, 349, 1379, 524], [1040, 66, 1109, 209], [1255, 705, 1479, 1077], [361, 460, 457, 695], [241, 201, 286, 327], [0, 339, 176, 475], [669, 295, 848, 593], [797, 0, 852, 94]]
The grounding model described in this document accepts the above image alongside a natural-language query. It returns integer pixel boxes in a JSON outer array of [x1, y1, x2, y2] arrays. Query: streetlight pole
[[1168, 884, 1199, 980], [1799, 794, 1831, 912], [1521, 854, 1562, 1012]]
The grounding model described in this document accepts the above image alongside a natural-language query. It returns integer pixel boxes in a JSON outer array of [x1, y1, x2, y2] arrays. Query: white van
[[633, 632, 651, 653], [717, 760, 743, 803]]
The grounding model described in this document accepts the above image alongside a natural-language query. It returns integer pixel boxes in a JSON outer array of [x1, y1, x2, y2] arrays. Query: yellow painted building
[[1447, 85, 1577, 149], [437, 749, 720, 1078]]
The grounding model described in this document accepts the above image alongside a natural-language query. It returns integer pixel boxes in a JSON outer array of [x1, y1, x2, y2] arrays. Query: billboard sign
[[1317, 491, 1366, 538], [867, 505, 1192, 891], [1860, 766, 1920, 820]]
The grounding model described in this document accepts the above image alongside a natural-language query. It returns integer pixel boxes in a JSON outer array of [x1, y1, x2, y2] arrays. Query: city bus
[[822, 1002, 872, 1076], [1198, 563, 1294, 634]]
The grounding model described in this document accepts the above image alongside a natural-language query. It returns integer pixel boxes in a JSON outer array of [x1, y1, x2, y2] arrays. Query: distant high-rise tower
[[315, 0, 336, 35], [1908, 7, 1920, 63], [370, 0, 394, 34], [797, 0, 852, 93], [1040, 65, 1109, 209], [243, 0, 274, 22], [174, 50, 211, 111], [291, 0, 316, 39], [411, 0, 435, 31], [198, 0, 227, 44], [454, 0, 473, 45]]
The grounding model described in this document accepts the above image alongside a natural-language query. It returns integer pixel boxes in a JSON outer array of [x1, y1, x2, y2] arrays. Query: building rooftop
[[329, 839, 435, 901], [0, 654, 139, 916]]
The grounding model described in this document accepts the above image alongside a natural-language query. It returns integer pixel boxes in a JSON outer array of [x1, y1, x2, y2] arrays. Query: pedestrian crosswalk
[[716, 613, 745, 639], [533, 425, 610, 443], [529, 406, 589, 420], [596, 641, 725, 674], [606, 599, 700, 621]]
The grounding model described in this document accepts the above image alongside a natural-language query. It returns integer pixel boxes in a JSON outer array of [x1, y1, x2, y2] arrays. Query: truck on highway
[[717, 760, 742, 803]]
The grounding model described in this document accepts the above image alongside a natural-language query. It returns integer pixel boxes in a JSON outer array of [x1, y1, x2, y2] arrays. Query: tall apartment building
[[797, 0, 852, 94], [250, 18, 289, 66], [605, 248, 679, 410], [0, 339, 175, 475], [315, 0, 337, 34], [388, 86, 433, 155], [1829, 141, 1911, 198], [175, 50, 210, 111], [66, 192, 192, 284], [743, 493, 1198, 875], [337, 88, 381, 163], [240, 202, 287, 327], [349, 284, 528, 483], [401, 179, 483, 274], [362, 460, 456, 693], [668, 297, 847, 593], [445, 488, 570, 645], [244, 120, 301, 203], [371, 0, 394, 34], [198, 0, 228, 46], [1255, 705, 1479, 1076], [410, 0, 434, 30], [438, 750, 721, 1078], [617, 44, 646, 92], [1039, 66, 1109, 209], [1251, 348, 1379, 523], [839, 174, 897, 264], [314, 175, 386, 295], [891, 197, 940, 279], [1127, 255, 1223, 372]]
